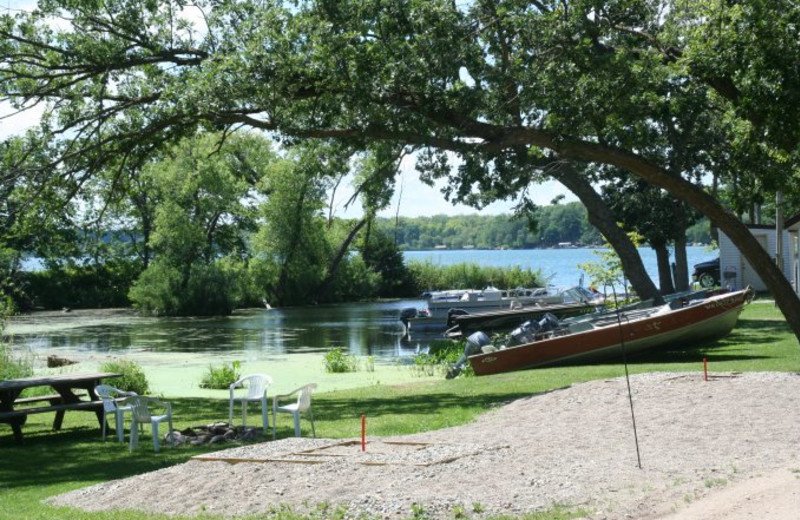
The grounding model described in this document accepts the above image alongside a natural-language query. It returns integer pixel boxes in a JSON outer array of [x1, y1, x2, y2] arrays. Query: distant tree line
[[376, 203, 712, 251]]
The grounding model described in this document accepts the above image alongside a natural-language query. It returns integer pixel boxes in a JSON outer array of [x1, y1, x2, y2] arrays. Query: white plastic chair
[[272, 383, 317, 440], [229, 374, 273, 433], [126, 396, 174, 452], [95, 384, 137, 443]]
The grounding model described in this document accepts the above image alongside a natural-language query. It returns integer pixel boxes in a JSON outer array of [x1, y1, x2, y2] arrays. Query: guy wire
[[611, 282, 642, 469]]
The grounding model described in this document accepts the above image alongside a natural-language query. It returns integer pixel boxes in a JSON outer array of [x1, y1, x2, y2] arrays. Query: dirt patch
[[48, 372, 800, 519]]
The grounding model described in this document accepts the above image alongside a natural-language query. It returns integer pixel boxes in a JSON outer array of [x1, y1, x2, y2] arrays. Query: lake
[[4, 247, 716, 396], [403, 245, 716, 288]]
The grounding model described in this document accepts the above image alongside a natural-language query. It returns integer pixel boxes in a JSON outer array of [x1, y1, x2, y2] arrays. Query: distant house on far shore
[[718, 213, 800, 295]]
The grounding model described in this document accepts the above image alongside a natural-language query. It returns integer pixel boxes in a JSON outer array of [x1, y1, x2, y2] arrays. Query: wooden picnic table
[[0, 372, 120, 444]]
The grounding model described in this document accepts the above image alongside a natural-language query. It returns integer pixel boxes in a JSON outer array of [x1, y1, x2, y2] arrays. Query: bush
[[360, 229, 416, 298], [199, 360, 241, 389], [0, 292, 32, 380], [326, 256, 382, 303], [127, 261, 183, 315], [99, 359, 150, 395], [0, 344, 33, 380], [129, 260, 236, 316], [24, 259, 139, 310], [411, 339, 471, 377], [323, 348, 359, 373]]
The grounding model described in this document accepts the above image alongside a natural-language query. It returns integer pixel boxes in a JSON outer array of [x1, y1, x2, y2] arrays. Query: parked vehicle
[[692, 257, 720, 288]]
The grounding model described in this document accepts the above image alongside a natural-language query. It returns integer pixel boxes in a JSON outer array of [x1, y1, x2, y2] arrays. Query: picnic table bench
[[0, 372, 120, 444]]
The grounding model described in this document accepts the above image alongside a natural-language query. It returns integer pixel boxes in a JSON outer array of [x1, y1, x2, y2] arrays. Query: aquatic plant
[[0, 293, 33, 380], [199, 360, 241, 389], [99, 359, 150, 395], [323, 348, 358, 373], [411, 340, 471, 378]]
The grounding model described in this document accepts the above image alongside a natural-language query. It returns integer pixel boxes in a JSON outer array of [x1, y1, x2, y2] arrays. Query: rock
[[210, 425, 229, 435], [47, 355, 77, 368], [168, 423, 266, 445]]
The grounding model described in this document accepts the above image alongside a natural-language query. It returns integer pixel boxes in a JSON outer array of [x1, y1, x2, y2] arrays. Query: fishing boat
[[467, 287, 754, 376], [445, 300, 600, 338], [400, 285, 602, 333]]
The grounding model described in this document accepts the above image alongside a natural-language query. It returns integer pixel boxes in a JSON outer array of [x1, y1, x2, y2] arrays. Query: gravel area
[[48, 371, 800, 519]]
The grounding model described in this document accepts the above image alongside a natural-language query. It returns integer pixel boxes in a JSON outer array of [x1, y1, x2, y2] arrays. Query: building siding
[[718, 227, 794, 292]]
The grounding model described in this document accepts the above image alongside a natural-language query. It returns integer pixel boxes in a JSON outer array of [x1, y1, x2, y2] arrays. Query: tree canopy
[[1, 0, 799, 338]]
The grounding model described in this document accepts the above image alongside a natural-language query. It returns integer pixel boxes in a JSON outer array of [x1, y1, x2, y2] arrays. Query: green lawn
[[1, 302, 797, 520]]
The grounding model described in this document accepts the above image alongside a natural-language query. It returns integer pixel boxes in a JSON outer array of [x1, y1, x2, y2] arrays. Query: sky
[[1, 0, 576, 219], [329, 159, 575, 219]]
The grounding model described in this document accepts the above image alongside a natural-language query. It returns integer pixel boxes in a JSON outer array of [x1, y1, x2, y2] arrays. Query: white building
[[718, 214, 800, 294]]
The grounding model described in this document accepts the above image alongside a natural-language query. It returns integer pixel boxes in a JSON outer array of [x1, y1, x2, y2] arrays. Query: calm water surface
[[403, 245, 715, 288], [8, 247, 715, 360]]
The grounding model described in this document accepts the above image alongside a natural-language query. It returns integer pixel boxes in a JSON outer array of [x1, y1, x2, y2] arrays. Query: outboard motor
[[446, 331, 491, 380], [537, 312, 561, 334], [508, 321, 538, 347], [464, 331, 491, 356], [399, 307, 419, 328], [446, 308, 469, 328]]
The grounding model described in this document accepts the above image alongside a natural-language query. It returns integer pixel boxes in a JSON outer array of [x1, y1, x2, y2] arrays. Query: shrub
[[411, 339, 471, 377], [0, 292, 32, 380], [326, 256, 381, 303], [127, 260, 183, 315], [323, 348, 359, 373], [99, 359, 150, 395], [0, 344, 33, 380], [129, 260, 235, 316], [199, 360, 241, 389], [24, 259, 139, 310]]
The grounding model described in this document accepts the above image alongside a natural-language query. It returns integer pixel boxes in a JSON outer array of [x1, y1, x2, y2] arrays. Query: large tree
[[127, 132, 267, 315], [1, 0, 798, 340], [253, 141, 336, 305]]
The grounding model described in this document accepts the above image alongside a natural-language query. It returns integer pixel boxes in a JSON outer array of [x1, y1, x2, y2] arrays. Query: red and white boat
[[468, 287, 754, 376]]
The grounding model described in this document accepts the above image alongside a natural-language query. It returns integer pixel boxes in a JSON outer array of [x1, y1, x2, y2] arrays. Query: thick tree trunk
[[550, 137, 800, 344], [653, 243, 675, 294], [673, 234, 690, 292], [316, 217, 368, 300], [275, 181, 311, 304], [552, 165, 661, 302]]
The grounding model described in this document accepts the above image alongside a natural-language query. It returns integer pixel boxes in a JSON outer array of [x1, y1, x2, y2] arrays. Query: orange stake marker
[[703, 357, 708, 381], [361, 414, 366, 452]]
